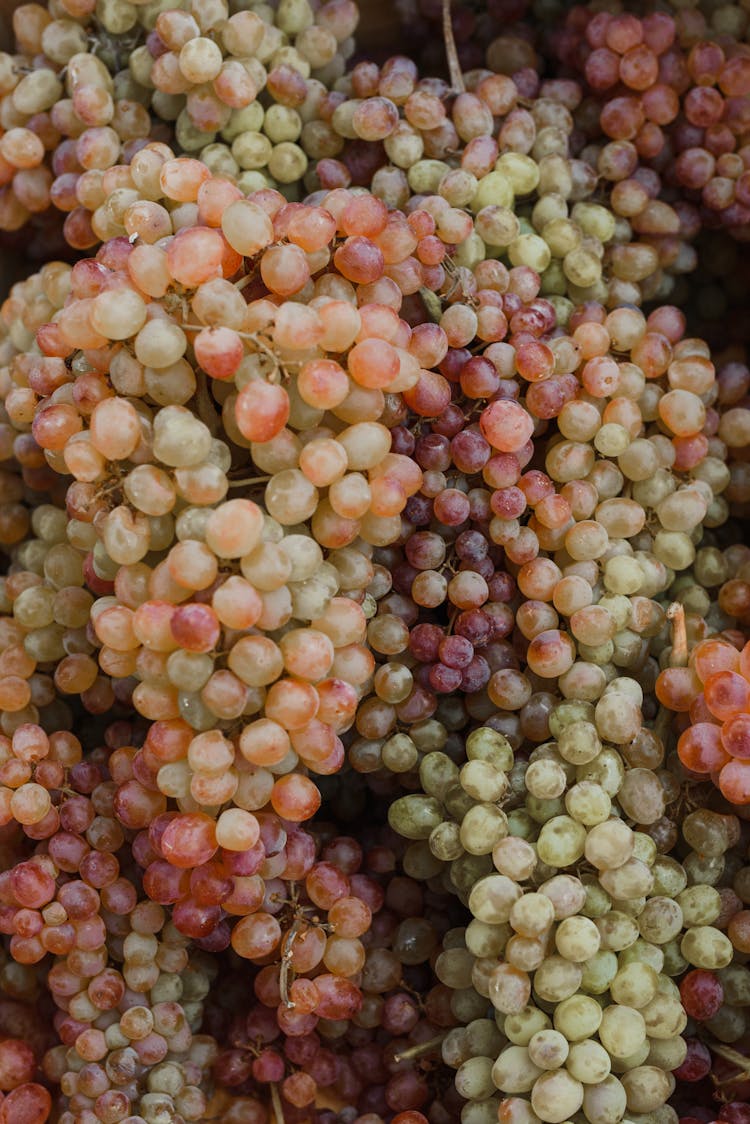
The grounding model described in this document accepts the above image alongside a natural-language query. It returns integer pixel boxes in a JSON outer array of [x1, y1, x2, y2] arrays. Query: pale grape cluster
[[0, 152, 467, 1121], [317, 70, 689, 310], [46, 897, 218, 1124], [0, 154, 435, 741], [0, 0, 358, 252], [389, 719, 743, 1124], [351, 296, 734, 794], [0, 715, 228, 1124]]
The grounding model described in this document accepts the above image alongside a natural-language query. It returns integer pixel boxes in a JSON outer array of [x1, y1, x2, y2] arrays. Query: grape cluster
[[305, 63, 684, 311], [0, 0, 358, 247], [350, 297, 734, 801], [556, 7, 750, 240], [202, 823, 466, 1123], [640, 785, 750, 1124], [667, 634, 750, 804], [388, 715, 748, 1123], [0, 161, 435, 724]]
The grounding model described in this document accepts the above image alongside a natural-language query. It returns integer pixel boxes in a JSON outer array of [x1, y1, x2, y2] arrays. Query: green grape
[[387, 794, 444, 839]]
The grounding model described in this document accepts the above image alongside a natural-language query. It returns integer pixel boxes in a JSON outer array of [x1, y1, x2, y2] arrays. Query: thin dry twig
[[667, 601, 688, 668], [442, 0, 465, 94], [181, 321, 287, 379], [653, 601, 690, 748], [194, 371, 220, 436], [234, 273, 256, 290], [708, 1040, 750, 1084], [270, 1083, 286, 1124], [393, 1033, 447, 1063], [279, 919, 303, 1008], [227, 475, 272, 488]]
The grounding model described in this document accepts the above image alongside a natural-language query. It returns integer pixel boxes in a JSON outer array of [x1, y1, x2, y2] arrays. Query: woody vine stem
[[442, 0, 465, 93]]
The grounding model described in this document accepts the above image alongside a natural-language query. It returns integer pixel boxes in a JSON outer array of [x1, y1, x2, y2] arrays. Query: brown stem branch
[[181, 321, 286, 379], [227, 475, 272, 488], [708, 1041, 750, 1082], [667, 601, 688, 668], [442, 0, 465, 94], [393, 1033, 446, 1063], [270, 1083, 286, 1124], [194, 371, 220, 437], [279, 920, 303, 1008]]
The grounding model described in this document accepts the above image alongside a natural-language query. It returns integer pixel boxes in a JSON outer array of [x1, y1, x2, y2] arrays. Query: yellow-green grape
[[460, 758, 508, 802], [466, 728, 514, 771], [676, 885, 722, 927], [387, 795, 443, 839], [620, 1066, 674, 1114], [553, 994, 603, 1042], [536, 816, 586, 867], [530, 1069, 584, 1123], [566, 1038, 611, 1083], [527, 1029, 569, 1070], [460, 804, 509, 855], [469, 875, 522, 925], [680, 926, 733, 969], [580, 950, 618, 995], [492, 1046, 542, 1095], [534, 956, 583, 1003], [555, 916, 601, 962], [609, 962, 659, 1009]]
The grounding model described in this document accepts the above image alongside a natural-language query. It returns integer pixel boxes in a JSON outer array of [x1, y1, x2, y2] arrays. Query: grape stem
[[707, 1040, 750, 1082], [234, 273, 256, 290], [270, 1082, 286, 1124], [227, 475, 272, 488], [667, 602, 688, 668], [652, 603, 689, 748], [181, 321, 289, 380], [442, 0, 465, 94], [279, 919, 303, 1008], [393, 1033, 446, 1063], [194, 371, 220, 436]]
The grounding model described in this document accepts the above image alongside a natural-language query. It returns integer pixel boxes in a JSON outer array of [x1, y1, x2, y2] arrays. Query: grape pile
[[0, 0, 748, 1122]]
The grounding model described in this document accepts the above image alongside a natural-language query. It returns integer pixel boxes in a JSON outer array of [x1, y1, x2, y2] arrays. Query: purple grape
[[427, 660, 463, 687], [414, 432, 451, 471], [672, 1039, 711, 1082], [389, 425, 416, 455], [455, 529, 489, 563], [455, 609, 493, 647], [460, 655, 491, 692], [408, 623, 443, 662], [433, 488, 471, 526], [404, 495, 433, 525], [405, 531, 446, 570], [450, 428, 492, 473], [438, 635, 474, 669]]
